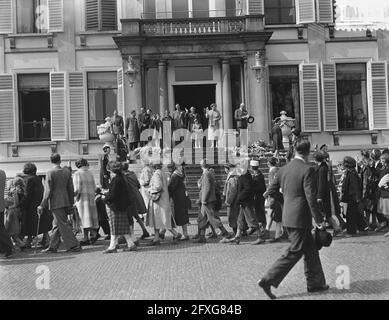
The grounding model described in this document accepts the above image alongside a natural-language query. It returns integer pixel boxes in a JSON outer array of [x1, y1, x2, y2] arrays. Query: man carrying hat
[[258, 139, 328, 299]]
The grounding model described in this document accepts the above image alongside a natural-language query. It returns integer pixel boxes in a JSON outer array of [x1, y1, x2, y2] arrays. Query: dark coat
[[237, 171, 254, 207], [168, 170, 189, 226], [104, 174, 132, 212], [252, 170, 266, 205], [340, 169, 362, 204], [267, 158, 324, 229], [112, 115, 124, 135], [378, 167, 389, 199], [100, 154, 110, 189], [20, 174, 52, 236], [315, 162, 331, 216], [172, 110, 187, 130], [124, 171, 147, 216], [125, 117, 140, 143], [271, 124, 284, 151], [187, 112, 200, 132], [138, 113, 151, 132], [199, 169, 216, 204]]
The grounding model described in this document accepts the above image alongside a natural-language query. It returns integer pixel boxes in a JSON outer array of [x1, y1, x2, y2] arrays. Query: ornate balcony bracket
[[47, 35, 53, 48], [82, 142, 89, 155], [80, 35, 86, 47], [371, 132, 378, 145], [329, 26, 335, 39], [50, 142, 57, 154], [297, 27, 304, 39], [332, 132, 340, 146], [11, 145, 18, 157], [9, 37, 15, 49]]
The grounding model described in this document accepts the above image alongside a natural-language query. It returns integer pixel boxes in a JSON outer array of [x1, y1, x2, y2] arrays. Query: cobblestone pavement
[[1, 217, 388, 300]]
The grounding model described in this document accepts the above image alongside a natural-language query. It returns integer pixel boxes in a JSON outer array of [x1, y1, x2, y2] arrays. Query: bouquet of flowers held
[[97, 117, 113, 136], [248, 140, 273, 158]]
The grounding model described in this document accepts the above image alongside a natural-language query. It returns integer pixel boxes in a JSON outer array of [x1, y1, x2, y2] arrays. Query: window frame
[[335, 62, 369, 132], [264, 0, 296, 26], [85, 0, 118, 32], [15, 0, 49, 34], [87, 71, 118, 140]]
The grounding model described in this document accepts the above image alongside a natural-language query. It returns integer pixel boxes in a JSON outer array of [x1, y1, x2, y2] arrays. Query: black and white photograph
[[0, 0, 389, 307]]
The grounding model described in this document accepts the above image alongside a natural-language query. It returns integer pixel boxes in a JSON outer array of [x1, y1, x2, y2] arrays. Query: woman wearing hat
[[377, 153, 389, 237], [339, 156, 368, 236]]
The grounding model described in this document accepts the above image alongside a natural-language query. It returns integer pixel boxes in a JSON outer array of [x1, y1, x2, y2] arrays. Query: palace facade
[[0, 0, 389, 175]]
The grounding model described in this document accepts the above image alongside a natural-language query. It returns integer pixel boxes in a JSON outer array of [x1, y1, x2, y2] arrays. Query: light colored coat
[[73, 167, 99, 229], [206, 109, 221, 140], [146, 169, 172, 230], [139, 165, 153, 209]]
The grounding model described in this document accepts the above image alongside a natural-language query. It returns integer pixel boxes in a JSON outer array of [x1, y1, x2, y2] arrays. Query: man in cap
[[258, 139, 328, 299], [228, 159, 266, 245], [100, 144, 111, 189], [194, 159, 232, 243], [250, 160, 267, 234]]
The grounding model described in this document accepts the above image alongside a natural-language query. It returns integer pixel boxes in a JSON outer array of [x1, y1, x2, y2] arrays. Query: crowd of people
[[0, 140, 389, 259]]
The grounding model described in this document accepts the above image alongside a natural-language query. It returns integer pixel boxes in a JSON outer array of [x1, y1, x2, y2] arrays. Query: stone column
[[222, 59, 233, 131], [125, 56, 142, 117], [158, 60, 168, 115], [247, 49, 268, 143]]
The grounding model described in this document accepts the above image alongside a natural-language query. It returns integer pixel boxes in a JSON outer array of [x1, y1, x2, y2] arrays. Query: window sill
[[264, 24, 303, 29], [333, 130, 378, 135], [77, 31, 121, 36], [6, 33, 54, 38], [12, 141, 55, 146]]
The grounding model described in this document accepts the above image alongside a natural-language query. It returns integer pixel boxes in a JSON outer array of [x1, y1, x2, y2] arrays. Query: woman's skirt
[[378, 198, 389, 216], [108, 209, 131, 235]]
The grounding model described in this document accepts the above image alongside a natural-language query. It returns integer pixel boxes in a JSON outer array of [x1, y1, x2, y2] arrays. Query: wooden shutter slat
[[48, 0, 64, 32], [0, 0, 13, 34], [296, 0, 316, 24], [69, 72, 87, 140], [368, 61, 389, 130], [86, 0, 99, 30], [101, 0, 117, 31], [300, 63, 321, 132], [0, 74, 16, 143], [50, 72, 67, 141], [317, 0, 333, 24], [321, 63, 338, 131], [248, 0, 264, 15]]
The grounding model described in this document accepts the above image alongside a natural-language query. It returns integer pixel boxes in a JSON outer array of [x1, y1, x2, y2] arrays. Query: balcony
[[121, 15, 265, 37]]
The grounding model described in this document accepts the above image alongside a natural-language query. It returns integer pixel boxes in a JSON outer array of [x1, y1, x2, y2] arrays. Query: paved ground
[[1, 217, 388, 300]]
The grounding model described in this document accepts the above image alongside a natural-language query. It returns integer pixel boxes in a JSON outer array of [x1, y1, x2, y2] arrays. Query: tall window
[[192, 0, 209, 18], [88, 72, 117, 139], [269, 65, 300, 127], [264, 0, 296, 25], [143, 0, 156, 19], [225, 0, 237, 17], [17, 0, 48, 33], [172, 0, 189, 18], [86, 0, 117, 31], [336, 63, 368, 131], [18, 74, 50, 142]]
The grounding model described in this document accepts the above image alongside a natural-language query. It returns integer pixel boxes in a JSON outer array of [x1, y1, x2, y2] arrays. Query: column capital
[[158, 60, 168, 67]]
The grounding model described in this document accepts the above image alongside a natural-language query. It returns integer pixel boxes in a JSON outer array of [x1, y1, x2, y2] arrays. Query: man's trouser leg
[[201, 203, 224, 230], [238, 205, 259, 231], [0, 212, 13, 254], [49, 208, 79, 250], [262, 228, 324, 289]]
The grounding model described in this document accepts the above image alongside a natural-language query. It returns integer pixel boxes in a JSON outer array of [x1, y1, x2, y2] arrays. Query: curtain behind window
[[17, 0, 48, 33]]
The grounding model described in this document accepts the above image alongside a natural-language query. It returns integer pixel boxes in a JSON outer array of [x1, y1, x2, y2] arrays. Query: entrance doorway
[[173, 84, 216, 129]]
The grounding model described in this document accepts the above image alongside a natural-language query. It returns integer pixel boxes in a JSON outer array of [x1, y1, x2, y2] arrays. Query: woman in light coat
[[139, 160, 154, 214], [205, 103, 221, 148], [73, 158, 99, 246], [146, 163, 181, 245]]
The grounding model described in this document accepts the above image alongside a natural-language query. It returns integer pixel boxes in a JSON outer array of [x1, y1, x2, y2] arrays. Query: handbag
[[150, 192, 161, 202]]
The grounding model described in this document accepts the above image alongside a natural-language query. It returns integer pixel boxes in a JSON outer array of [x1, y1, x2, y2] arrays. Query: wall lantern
[[125, 55, 138, 87], [251, 50, 266, 83]]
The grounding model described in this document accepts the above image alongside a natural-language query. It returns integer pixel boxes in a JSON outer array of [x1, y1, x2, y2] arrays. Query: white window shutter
[[321, 63, 338, 131], [247, 0, 264, 15], [296, 0, 316, 24], [50, 72, 67, 141], [0, 0, 13, 34], [368, 61, 389, 130], [300, 63, 321, 132], [68, 72, 87, 140], [117, 68, 125, 119], [316, 0, 333, 24], [48, 0, 64, 32], [86, 0, 99, 30], [0, 74, 16, 142]]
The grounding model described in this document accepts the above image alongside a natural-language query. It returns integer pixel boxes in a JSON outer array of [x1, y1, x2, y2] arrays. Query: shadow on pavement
[[280, 278, 389, 299]]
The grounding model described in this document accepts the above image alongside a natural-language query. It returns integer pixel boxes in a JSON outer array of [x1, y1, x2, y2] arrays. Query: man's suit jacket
[[200, 169, 216, 204], [267, 158, 324, 229], [40, 166, 74, 210], [237, 171, 254, 207], [0, 169, 5, 213]]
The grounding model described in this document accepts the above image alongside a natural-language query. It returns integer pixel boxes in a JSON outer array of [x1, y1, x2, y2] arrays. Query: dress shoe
[[219, 237, 232, 244], [206, 232, 218, 239], [104, 235, 111, 241], [332, 230, 343, 237], [191, 234, 200, 240], [375, 223, 388, 232], [80, 240, 91, 246], [267, 237, 282, 243], [180, 235, 190, 241], [123, 245, 137, 252], [42, 247, 58, 254], [257, 279, 276, 300], [230, 236, 241, 245], [251, 238, 265, 245], [141, 232, 150, 239], [173, 233, 182, 243], [307, 284, 329, 293], [263, 230, 270, 240], [90, 233, 101, 245], [159, 232, 166, 240], [247, 228, 256, 235], [192, 236, 206, 243], [67, 245, 82, 253], [147, 240, 161, 246], [103, 248, 118, 254]]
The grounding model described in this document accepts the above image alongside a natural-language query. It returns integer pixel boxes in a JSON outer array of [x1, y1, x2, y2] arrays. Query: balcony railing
[[121, 15, 264, 37]]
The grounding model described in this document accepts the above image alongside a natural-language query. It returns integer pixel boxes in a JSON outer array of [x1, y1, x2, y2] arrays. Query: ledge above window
[[6, 33, 54, 38], [264, 24, 304, 29]]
